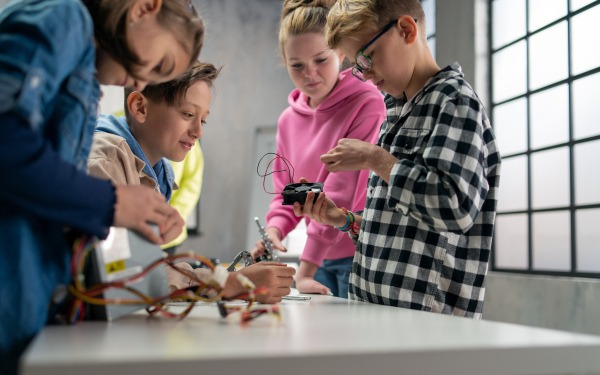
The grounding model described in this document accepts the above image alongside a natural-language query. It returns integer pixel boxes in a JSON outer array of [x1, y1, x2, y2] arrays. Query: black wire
[[256, 153, 293, 183]]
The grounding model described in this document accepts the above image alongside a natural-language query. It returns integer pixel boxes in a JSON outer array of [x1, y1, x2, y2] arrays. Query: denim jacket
[[0, 1, 116, 373]]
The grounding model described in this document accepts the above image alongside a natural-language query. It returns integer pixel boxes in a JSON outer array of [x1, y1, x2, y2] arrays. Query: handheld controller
[[281, 182, 324, 205]]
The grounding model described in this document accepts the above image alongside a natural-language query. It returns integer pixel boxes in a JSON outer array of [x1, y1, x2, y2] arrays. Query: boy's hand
[[113, 185, 183, 245], [159, 209, 186, 244], [296, 277, 331, 295], [226, 262, 296, 304], [250, 227, 287, 260], [292, 178, 346, 228], [321, 138, 378, 172]]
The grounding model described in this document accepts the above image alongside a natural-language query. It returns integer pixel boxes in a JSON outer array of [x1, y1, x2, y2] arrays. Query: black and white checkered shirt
[[349, 63, 501, 319]]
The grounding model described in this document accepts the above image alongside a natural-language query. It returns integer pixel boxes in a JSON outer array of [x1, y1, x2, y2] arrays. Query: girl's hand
[[296, 276, 331, 295], [250, 227, 287, 260], [292, 178, 346, 228]]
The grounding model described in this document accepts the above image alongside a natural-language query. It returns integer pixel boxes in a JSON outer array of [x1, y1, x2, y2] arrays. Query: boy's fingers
[[137, 223, 163, 244], [153, 201, 175, 216], [299, 177, 310, 183], [146, 212, 167, 227]]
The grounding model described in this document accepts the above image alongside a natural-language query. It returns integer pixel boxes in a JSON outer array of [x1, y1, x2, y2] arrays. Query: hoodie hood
[[287, 68, 378, 115], [95, 114, 175, 201]]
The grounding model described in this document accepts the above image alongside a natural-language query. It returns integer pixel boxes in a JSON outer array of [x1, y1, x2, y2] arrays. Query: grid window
[[421, 0, 436, 59], [495, 214, 529, 269], [491, 0, 600, 278]]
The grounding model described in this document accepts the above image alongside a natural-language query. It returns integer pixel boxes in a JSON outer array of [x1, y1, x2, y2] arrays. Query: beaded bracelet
[[335, 207, 355, 232]]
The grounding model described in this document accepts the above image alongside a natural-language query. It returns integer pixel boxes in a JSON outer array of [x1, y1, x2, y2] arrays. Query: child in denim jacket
[[0, 0, 204, 373]]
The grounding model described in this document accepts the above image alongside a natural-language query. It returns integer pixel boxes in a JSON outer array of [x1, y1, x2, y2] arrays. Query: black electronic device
[[281, 182, 324, 205]]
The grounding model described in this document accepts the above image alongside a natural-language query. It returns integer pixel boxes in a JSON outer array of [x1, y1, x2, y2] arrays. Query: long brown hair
[[83, 0, 204, 77]]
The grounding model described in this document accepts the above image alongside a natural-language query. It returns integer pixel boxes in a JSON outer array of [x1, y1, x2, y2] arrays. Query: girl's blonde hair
[[325, 0, 426, 49], [83, 0, 204, 77], [278, 0, 337, 60]]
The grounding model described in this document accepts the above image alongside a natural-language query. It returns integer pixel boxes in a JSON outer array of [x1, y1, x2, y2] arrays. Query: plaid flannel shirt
[[349, 63, 501, 318]]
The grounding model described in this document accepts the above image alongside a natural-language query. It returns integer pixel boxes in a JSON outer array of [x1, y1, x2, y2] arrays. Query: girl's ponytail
[[279, 0, 336, 59]]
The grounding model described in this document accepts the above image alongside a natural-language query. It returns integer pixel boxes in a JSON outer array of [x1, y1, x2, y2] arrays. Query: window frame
[[489, 0, 600, 278]]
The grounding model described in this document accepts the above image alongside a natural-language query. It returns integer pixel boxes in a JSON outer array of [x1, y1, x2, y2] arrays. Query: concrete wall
[[484, 273, 600, 335], [182, 0, 295, 260]]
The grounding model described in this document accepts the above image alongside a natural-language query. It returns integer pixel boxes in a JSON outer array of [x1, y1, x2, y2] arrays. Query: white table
[[21, 293, 600, 375]]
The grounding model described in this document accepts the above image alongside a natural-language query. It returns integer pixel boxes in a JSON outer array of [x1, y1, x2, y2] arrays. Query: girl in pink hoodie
[[251, 0, 386, 298]]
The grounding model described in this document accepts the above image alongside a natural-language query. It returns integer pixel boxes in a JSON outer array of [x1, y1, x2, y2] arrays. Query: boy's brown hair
[[84, 0, 205, 78], [124, 61, 222, 123], [325, 0, 426, 49]]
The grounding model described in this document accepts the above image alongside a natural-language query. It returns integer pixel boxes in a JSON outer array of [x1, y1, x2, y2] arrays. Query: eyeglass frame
[[352, 18, 417, 82]]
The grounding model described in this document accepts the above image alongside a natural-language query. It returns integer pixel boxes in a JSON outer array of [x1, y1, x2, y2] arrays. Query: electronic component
[[281, 182, 324, 205], [226, 251, 254, 272], [254, 217, 279, 263], [86, 227, 169, 321]]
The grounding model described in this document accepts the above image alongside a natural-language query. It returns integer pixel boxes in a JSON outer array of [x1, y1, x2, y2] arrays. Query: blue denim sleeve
[[0, 0, 96, 129], [0, 0, 115, 238], [1, 113, 115, 238]]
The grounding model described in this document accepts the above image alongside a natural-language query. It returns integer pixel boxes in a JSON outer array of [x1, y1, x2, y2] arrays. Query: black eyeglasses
[[352, 18, 417, 82]]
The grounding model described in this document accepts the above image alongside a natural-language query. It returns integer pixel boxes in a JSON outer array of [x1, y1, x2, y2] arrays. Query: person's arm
[[0, 1, 182, 243], [0, 1, 113, 237], [167, 262, 295, 304], [1, 113, 115, 237], [384, 95, 491, 234]]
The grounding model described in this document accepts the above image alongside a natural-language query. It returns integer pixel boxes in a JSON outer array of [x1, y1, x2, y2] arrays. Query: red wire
[[262, 155, 296, 195]]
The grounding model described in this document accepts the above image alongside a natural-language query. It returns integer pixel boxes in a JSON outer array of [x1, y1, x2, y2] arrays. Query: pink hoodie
[[266, 69, 386, 266]]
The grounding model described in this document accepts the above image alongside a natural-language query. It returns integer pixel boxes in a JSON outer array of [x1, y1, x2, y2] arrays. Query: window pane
[[573, 72, 600, 140], [530, 84, 569, 149], [571, 4, 600, 75], [427, 36, 436, 61], [574, 140, 600, 205], [493, 0, 526, 49], [529, 0, 567, 32], [493, 41, 527, 103], [497, 156, 528, 212], [529, 22, 569, 90], [493, 98, 528, 155], [532, 211, 571, 271], [531, 148, 570, 209], [494, 214, 529, 269], [571, 0, 595, 11], [422, 0, 436, 38], [576, 209, 600, 273]]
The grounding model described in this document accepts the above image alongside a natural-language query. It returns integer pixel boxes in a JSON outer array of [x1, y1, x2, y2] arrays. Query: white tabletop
[[21, 293, 600, 375]]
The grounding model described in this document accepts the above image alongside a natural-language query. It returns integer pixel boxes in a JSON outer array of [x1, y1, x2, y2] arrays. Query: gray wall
[[183, 0, 295, 260]]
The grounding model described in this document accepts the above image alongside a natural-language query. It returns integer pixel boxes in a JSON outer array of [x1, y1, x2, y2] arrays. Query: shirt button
[[30, 75, 41, 89]]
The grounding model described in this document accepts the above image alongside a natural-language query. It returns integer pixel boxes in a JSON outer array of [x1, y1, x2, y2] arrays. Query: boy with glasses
[[293, 0, 501, 318]]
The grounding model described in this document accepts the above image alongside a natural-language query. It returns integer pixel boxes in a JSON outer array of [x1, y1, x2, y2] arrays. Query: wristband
[[336, 207, 355, 232]]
